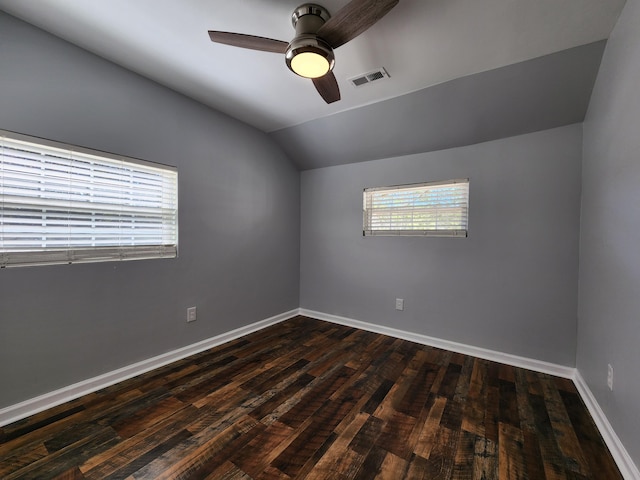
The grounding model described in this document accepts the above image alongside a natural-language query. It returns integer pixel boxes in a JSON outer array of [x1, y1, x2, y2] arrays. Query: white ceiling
[[0, 0, 626, 133]]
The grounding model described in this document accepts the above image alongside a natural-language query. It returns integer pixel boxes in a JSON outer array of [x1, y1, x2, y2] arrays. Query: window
[[0, 130, 178, 267], [363, 179, 469, 237]]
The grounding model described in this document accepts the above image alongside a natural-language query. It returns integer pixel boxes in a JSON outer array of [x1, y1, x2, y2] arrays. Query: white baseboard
[[0, 309, 299, 428], [573, 371, 640, 480], [299, 308, 575, 378]]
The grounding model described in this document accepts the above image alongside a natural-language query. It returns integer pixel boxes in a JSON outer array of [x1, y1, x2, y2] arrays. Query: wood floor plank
[[131, 415, 258, 480], [0, 442, 49, 477], [375, 451, 410, 480], [530, 392, 571, 480], [51, 466, 86, 480], [559, 389, 622, 479], [498, 422, 526, 480], [539, 374, 591, 477], [175, 421, 265, 480], [377, 411, 419, 460], [452, 429, 476, 479], [230, 420, 297, 478], [414, 395, 448, 459], [349, 414, 385, 456], [302, 412, 370, 479], [80, 404, 200, 478], [5, 426, 120, 480], [462, 359, 487, 437], [396, 361, 438, 418], [111, 396, 186, 439], [103, 429, 193, 480], [473, 436, 498, 480], [273, 397, 358, 477], [354, 445, 387, 480], [0, 316, 622, 480], [0, 405, 86, 445], [522, 426, 547, 480], [278, 366, 356, 429], [200, 461, 252, 480], [421, 425, 460, 479]]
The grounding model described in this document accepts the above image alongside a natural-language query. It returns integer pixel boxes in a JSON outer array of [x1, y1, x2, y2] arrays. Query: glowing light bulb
[[290, 51, 330, 78]]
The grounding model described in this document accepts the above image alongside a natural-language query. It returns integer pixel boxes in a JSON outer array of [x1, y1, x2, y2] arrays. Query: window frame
[[0, 129, 178, 268], [363, 178, 469, 237]]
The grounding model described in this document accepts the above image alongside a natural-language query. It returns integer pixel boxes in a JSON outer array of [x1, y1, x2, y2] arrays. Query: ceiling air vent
[[348, 67, 390, 88]]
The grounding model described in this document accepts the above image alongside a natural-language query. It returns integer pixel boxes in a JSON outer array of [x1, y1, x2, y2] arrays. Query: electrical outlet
[[395, 298, 404, 311], [187, 306, 197, 323], [607, 364, 614, 391]]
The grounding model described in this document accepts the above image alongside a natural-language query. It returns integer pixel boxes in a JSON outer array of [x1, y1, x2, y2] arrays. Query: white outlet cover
[[187, 307, 197, 323], [395, 298, 404, 311]]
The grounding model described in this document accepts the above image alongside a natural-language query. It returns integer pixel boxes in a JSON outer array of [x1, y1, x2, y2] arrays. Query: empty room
[[0, 0, 638, 478]]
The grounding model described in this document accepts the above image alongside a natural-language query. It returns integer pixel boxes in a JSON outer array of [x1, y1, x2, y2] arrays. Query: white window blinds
[[0, 130, 178, 267], [363, 179, 469, 237]]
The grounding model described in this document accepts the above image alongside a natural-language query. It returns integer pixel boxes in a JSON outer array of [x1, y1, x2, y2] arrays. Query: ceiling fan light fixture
[[290, 50, 330, 78], [286, 35, 334, 79]]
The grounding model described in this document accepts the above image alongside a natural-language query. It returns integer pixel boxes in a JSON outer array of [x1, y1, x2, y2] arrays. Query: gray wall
[[0, 12, 300, 409], [300, 125, 582, 366], [578, 0, 640, 466]]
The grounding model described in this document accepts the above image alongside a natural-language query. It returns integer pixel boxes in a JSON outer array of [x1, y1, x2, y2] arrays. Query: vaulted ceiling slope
[[271, 41, 607, 169], [0, 1, 626, 169]]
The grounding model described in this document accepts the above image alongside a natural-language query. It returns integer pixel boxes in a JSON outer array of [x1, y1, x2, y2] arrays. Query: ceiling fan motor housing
[[291, 4, 331, 32], [286, 4, 335, 78]]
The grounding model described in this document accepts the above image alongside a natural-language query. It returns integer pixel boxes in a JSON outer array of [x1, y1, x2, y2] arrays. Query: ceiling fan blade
[[317, 0, 399, 49], [208, 31, 288, 54], [313, 72, 341, 104]]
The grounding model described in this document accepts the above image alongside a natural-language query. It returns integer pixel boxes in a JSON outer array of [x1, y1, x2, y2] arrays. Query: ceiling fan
[[208, 0, 399, 104]]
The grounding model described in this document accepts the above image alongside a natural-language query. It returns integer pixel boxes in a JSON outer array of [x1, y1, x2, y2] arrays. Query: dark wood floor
[[0, 316, 622, 479]]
